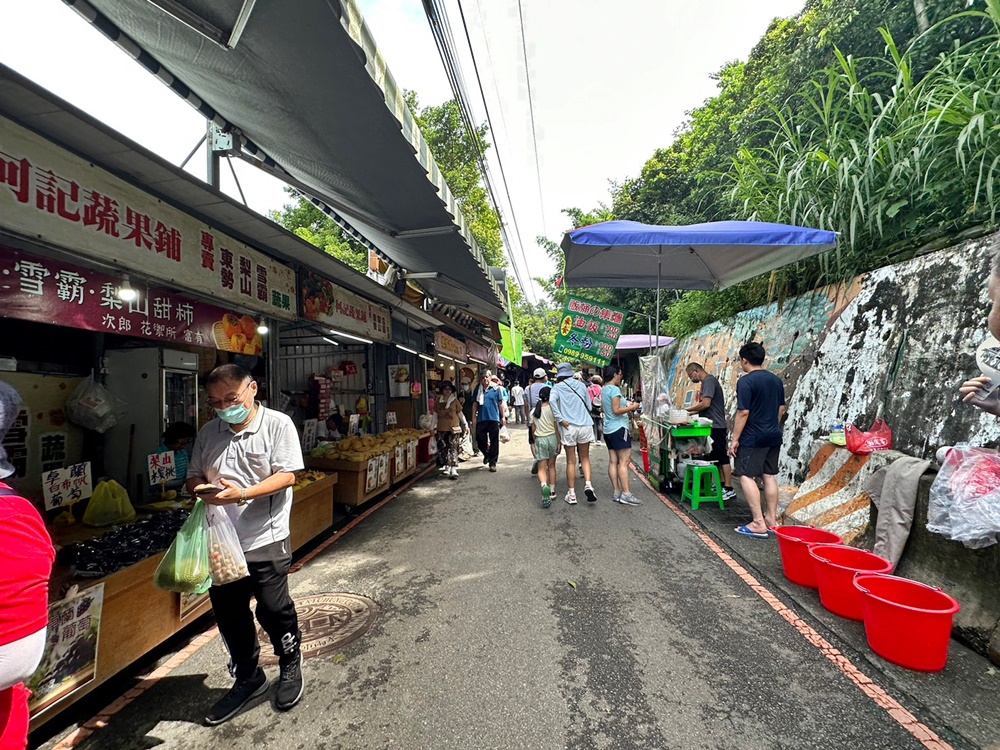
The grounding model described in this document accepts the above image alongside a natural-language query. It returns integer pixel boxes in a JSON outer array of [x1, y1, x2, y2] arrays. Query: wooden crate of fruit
[[306, 455, 387, 506], [290, 471, 338, 551]]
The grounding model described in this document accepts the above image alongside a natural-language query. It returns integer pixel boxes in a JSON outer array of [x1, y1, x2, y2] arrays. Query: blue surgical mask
[[216, 402, 251, 424]]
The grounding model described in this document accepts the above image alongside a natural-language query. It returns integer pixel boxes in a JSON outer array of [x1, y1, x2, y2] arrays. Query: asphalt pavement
[[34, 423, 996, 750]]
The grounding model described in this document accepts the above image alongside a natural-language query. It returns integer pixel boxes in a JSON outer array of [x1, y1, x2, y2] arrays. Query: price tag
[[301, 418, 318, 452], [349, 413, 361, 435], [147, 451, 177, 485], [41, 462, 93, 511], [386, 411, 397, 426]]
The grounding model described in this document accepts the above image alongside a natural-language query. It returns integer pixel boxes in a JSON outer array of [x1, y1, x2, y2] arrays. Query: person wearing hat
[[471, 372, 507, 472], [0, 382, 55, 750], [549, 362, 598, 504], [523, 368, 549, 469]]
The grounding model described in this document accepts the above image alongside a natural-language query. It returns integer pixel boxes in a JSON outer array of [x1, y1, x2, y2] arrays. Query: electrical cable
[[515, 0, 548, 239]]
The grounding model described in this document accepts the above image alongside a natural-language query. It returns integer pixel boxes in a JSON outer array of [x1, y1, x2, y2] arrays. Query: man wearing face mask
[[186, 364, 305, 726]]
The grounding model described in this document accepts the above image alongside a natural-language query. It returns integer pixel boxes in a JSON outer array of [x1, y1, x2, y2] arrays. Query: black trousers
[[209, 543, 299, 679], [476, 420, 500, 466]]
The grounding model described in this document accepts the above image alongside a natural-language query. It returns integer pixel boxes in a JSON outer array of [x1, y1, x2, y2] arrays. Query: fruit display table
[[306, 454, 389, 506], [290, 471, 338, 551]]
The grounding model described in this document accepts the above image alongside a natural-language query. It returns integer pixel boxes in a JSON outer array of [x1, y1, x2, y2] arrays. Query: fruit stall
[[307, 429, 427, 505], [289, 470, 338, 551]]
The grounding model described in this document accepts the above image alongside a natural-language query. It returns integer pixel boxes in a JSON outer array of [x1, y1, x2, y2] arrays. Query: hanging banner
[[0, 116, 296, 320], [499, 323, 522, 364], [28, 583, 105, 717], [300, 270, 391, 342], [552, 296, 628, 368], [0, 246, 266, 354], [434, 331, 467, 362]]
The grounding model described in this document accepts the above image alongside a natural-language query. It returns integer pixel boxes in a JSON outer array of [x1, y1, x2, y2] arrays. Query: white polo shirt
[[187, 404, 304, 553]]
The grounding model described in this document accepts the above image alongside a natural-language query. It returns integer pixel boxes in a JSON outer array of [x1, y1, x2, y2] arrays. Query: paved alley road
[[40, 425, 951, 750]]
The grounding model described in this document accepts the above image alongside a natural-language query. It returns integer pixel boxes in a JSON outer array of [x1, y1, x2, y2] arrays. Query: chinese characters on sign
[[300, 270, 392, 343], [301, 419, 318, 453], [1, 407, 29, 477], [434, 331, 467, 362], [41, 462, 93, 511], [552, 296, 629, 368], [28, 583, 104, 716], [0, 246, 264, 353], [0, 116, 296, 320], [39, 431, 67, 474], [147, 451, 177, 485]]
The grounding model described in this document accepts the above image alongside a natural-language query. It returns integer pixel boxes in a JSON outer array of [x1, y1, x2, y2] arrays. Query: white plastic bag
[[499, 425, 511, 443], [66, 373, 125, 433], [205, 505, 249, 585]]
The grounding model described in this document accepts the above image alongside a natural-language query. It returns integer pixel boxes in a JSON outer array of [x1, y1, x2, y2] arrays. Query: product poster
[[179, 591, 209, 621], [377, 452, 389, 486], [387, 364, 410, 398], [552, 296, 628, 368], [28, 583, 104, 717], [365, 456, 378, 493]]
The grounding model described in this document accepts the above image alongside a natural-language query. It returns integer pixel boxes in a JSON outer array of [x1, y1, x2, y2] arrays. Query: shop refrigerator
[[104, 348, 199, 498]]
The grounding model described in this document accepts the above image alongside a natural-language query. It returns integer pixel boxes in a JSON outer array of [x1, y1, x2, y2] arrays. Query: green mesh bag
[[153, 499, 211, 594]]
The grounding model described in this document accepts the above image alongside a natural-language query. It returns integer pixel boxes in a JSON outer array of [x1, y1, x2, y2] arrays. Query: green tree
[[269, 195, 367, 273]]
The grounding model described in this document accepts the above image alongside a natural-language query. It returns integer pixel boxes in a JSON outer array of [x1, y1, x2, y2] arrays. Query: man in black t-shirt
[[686, 363, 734, 501], [728, 342, 786, 539]]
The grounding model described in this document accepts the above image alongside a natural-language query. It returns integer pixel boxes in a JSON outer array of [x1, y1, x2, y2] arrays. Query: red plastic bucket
[[773, 526, 843, 588], [854, 574, 960, 672], [808, 545, 893, 620]]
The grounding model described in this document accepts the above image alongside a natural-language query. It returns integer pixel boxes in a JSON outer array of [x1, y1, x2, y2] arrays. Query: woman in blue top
[[601, 365, 642, 506]]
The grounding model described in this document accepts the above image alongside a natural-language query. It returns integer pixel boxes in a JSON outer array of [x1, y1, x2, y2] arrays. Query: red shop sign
[[0, 245, 264, 354]]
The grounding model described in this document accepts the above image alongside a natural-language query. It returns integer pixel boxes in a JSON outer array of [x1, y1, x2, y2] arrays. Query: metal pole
[[206, 121, 220, 190], [653, 249, 661, 354]]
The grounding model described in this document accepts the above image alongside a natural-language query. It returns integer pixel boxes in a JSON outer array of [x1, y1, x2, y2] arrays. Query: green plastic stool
[[682, 464, 725, 510]]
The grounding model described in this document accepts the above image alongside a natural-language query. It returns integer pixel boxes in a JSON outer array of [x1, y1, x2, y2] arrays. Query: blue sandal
[[734, 525, 769, 539]]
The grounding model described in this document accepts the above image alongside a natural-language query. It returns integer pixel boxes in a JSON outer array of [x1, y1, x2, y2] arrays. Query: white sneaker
[[584, 484, 597, 503], [618, 493, 642, 506], [723, 488, 737, 502], [564, 492, 578, 505], [449, 466, 459, 480], [613, 490, 622, 502]]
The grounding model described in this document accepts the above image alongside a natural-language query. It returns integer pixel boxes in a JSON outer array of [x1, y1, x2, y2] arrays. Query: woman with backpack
[[530, 386, 560, 508]]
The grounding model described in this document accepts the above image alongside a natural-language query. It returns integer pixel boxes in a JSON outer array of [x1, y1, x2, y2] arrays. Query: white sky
[[0, 0, 806, 303]]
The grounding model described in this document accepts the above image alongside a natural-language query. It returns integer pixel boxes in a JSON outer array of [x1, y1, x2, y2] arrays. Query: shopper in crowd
[[186, 364, 305, 725], [472, 373, 507, 472], [588, 375, 604, 442], [685, 363, 735, 501], [961, 249, 1000, 415], [434, 381, 464, 480], [510, 380, 526, 424], [550, 362, 598, 504], [601, 365, 642, 506], [531, 386, 561, 508], [153, 421, 197, 492], [0, 382, 55, 750], [524, 368, 549, 466], [729, 342, 786, 539]]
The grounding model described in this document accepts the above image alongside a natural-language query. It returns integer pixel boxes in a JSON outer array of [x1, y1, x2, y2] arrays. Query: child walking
[[531, 386, 560, 508]]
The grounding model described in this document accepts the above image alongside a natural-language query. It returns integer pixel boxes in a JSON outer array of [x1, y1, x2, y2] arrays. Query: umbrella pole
[[653, 249, 661, 352]]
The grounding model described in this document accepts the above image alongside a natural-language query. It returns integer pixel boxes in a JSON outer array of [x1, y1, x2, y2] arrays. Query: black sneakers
[[276, 652, 305, 711], [205, 668, 268, 726]]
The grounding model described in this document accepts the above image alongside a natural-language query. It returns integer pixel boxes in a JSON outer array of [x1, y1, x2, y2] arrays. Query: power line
[[422, 0, 535, 304], [515, 0, 548, 240]]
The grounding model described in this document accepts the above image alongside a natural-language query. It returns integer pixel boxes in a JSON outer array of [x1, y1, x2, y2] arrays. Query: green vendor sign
[[552, 295, 628, 368]]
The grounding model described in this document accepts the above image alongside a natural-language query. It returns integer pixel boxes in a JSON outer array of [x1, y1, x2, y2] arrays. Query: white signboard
[[301, 418, 318, 453], [301, 270, 391, 342], [0, 116, 297, 320], [349, 413, 361, 436], [147, 451, 177, 485], [41, 462, 93, 511], [386, 411, 397, 426]]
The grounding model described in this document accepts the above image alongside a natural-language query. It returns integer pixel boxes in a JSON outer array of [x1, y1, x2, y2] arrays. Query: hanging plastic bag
[[66, 373, 126, 433], [845, 418, 893, 455], [205, 505, 249, 585], [927, 445, 1000, 548], [499, 425, 511, 443], [83, 479, 136, 526], [153, 499, 212, 593], [460, 431, 473, 457]]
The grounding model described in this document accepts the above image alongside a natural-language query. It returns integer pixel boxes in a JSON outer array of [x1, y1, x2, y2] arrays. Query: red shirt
[[0, 482, 54, 647]]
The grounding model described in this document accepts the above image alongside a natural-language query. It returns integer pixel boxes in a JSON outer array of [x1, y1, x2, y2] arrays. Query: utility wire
[[457, 0, 537, 304], [422, 0, 535, 304], [516, 0, 547, 239]]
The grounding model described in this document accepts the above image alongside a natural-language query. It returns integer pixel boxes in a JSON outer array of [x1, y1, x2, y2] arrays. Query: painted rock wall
[[659, 233, 1000, 484]]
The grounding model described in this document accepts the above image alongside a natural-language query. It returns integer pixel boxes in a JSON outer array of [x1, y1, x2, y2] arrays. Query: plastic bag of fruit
[[153, 499, 212, 593], [205, 505, 249, 585]]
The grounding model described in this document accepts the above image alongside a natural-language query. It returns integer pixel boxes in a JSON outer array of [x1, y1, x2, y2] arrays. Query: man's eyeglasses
[[206, 383, 252, 409]]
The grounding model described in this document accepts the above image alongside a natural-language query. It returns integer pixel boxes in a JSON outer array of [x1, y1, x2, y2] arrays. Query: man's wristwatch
[[237, 487, 248, 506]]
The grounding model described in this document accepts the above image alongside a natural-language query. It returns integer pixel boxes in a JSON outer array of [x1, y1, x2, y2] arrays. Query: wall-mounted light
[[117, 275, 137, 303], [469, 357, 489, 366], [257, 317, 269, 335], [418, 354, 435, 362], [395, 344, 419, 355], [322, 337, 340, 346], [328, 328, 374, 344]]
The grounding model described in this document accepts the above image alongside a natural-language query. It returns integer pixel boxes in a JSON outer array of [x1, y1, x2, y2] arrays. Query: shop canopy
[[0, 65, 443, 331], [66, 0, 508, 322]]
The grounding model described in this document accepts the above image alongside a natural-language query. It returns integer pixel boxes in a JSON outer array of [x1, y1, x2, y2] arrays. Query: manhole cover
[[257, 593, 379, 664]]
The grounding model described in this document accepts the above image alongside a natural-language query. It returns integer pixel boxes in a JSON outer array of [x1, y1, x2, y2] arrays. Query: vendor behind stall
[[153, 422, 196, 492]]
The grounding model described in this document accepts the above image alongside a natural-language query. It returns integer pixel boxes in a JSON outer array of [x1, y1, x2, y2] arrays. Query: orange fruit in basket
[[239, 315, 257, 338], [222, 312, 242, 339]]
